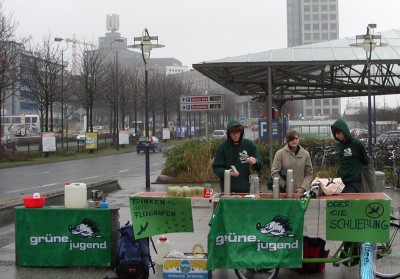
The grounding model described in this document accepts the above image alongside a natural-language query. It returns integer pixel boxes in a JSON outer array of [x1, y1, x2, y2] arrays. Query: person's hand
[[230, 170, 240, 177], [246, 156, 257, 165], [295, 188, 305, 195]]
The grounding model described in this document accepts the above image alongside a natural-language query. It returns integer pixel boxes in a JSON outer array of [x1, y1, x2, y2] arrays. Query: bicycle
[[234, 186, 400, 279], [383, 148, 400, 189]]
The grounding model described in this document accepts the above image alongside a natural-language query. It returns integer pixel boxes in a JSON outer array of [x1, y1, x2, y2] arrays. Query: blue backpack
[[114, 222, 155, 279]]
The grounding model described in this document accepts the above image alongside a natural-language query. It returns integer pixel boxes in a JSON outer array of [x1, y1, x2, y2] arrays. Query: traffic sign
[[180, 94, 223, 111], [239, 114, 246, 121]]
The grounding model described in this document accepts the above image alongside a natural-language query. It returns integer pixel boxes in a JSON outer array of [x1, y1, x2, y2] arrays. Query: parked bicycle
[[383, 148, 400, 189], [234, 187, 400, 279]]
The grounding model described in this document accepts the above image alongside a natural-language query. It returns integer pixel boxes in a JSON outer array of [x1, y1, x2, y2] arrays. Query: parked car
[[76, 131, 86, 144], [136, 136, 162, 153], [1, 134, 18, 151], [211, 130, 227, 139]]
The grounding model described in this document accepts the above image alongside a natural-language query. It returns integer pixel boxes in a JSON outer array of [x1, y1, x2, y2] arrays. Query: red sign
[[191, 96, 208, 102], [191, 104, 208, 110]]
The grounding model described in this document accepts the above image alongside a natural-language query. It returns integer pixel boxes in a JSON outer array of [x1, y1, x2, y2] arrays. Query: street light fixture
[[351, 24, 386, 156], [111, 38, 124, 151], [54, 38, 71, 148], [128, 28, 164, 190]]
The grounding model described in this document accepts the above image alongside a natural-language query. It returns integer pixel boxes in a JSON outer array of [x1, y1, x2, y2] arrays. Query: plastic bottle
[[33, 191, 40, 199], [249, 174, 259, 195], [155, 235, 171, 266]]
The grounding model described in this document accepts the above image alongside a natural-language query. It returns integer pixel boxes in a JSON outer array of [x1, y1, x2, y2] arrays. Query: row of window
[[305, 108, 339, 116], [304, 13, 336, 21], [304, 0, 336, 2], [305, 99, 339, 106], [304, 23, 337, 31], [304, 32, 337, 41], [304, 4, 337, 12]]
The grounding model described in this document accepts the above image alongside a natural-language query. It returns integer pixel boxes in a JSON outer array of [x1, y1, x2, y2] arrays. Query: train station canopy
[[192, 29, 400, 107]]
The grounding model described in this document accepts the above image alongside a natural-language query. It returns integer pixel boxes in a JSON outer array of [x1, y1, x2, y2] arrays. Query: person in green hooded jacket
[[331, 118, 369, 193], [212, 119, 264, 193]]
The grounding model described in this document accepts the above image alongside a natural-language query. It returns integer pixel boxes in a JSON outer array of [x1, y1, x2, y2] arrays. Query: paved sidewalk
[[1, 175, 399, 278]]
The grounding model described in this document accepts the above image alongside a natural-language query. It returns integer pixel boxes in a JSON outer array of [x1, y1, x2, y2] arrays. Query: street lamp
[[111, 38, 124, 151], [54, 38, 71, 148], [129, 28, 164, 190], [351, 24, 385, 156]]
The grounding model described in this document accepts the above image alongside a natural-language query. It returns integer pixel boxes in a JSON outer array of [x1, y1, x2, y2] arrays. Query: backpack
[[297, 236, 330, 273], [114, 222, 155, 279]]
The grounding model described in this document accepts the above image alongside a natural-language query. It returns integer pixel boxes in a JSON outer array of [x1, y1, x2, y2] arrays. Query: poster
[[42, 132, 56, 152], [85, 132, 97, 149], [326, 199, 390, 243], [208, 199, 304, 269], [129, 196, 193, 239]]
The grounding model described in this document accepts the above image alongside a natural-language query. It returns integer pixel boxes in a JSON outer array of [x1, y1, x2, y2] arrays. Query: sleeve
[[252, 142, 264, 172], [212, 145, 227, 179]]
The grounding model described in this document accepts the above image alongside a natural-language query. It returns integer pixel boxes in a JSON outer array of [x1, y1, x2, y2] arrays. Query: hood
[[226, 119, 244, 143], [331, 119, 352, 141]]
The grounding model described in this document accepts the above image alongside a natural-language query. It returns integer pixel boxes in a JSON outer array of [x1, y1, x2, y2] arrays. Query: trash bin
[[375, 171, 385, 192]]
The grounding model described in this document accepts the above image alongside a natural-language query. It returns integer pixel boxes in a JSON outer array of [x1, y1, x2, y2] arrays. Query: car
[[211, 130, 227, 139], [127, 128, 141, 143], [76, 131, 86, 144], [136, 136, 162, 153], [251, 125, 259, 132], [1, 134, 18, 151]]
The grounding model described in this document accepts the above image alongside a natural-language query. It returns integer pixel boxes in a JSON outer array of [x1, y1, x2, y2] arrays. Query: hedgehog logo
[[256, 215, 295, 237], [68, 218, 103, 238]]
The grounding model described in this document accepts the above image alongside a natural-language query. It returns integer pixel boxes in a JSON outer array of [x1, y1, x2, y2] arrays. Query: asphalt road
[[0, 150, 165, 203]]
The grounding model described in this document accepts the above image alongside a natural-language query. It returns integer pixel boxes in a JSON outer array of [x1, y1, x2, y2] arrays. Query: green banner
[[326, 199, 390, 243], [208, 199, 304, 270], [15, 207, 111, 266], [129, 196, 193, 239]]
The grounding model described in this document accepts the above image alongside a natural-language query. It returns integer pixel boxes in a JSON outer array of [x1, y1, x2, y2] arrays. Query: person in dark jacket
[[331, 119, 369, 193], [212, 119, 263, 193]]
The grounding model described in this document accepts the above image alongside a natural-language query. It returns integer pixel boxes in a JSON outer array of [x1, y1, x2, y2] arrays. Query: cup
[[203, 183, 213, 198]]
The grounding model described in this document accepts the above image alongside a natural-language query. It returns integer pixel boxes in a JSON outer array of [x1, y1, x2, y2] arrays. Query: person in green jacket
[[331, 119, 369, 193], [212, 119, 264, 193]]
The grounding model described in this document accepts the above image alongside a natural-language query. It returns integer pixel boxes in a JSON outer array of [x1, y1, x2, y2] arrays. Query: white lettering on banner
[[29, 234, 107, 251], [215, 233, 299, 252]]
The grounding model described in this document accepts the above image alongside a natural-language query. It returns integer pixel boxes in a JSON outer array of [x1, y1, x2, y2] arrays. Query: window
[[304, 14, 311, 21], [304, 5, 311, 12], [330, 14, 336, 20], [306, 99, 313, 106], [315, 99, 321, 106], [323, 109, 330, 115], [304, 33, 312, 40], [332, 108, 339, 115], [322, 33, 329, 40], [313, 14, 319, 21], [323, 99, 330, 105], [329, 4, 336, 11], [321, 14, 328, 20], [315, 109, 322, 115], [313, 33, 320, 40], [321, 5, 328, 11], [330, 23, 337, 30], [312, 5, 319, 12], [304, 24, 311, 31], [306, 109, 313, 116], [313, 24, 320, 30], [332, 99, 339, 105]]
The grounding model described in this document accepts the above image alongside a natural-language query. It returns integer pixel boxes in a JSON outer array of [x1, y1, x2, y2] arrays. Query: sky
[[3, 0, 400, 109]]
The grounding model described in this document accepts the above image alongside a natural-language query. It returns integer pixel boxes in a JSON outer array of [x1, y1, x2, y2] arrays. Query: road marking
[[25, 171, 50, 176], [7, 183, 58, 194]]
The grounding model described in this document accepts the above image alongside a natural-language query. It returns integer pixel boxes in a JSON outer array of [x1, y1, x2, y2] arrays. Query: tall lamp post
[[129, 28, 164, 190], [111, 38, 124, 151], [351, 24, 384, 156], [54, 38, 70, 148]]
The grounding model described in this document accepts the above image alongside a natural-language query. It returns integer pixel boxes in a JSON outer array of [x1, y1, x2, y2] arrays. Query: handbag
[[361, 156, 376, 193]]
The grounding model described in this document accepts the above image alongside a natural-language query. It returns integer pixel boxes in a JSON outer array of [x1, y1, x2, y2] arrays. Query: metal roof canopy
[[193, 29, 400, 167], [193, 29, 400, 108]]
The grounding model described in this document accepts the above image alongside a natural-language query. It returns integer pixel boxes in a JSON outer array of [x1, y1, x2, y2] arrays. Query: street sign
[[180, 95, 223, 104], [239, 114, 246, 121], [180, 95, 223, 111]]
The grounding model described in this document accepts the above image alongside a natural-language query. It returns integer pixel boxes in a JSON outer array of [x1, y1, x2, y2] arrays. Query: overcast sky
[[3, 0, 400, 108]]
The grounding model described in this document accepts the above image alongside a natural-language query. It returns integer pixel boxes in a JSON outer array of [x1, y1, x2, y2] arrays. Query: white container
[[273, 177, 280, 199], [64, 182, 87, 208], [156, 235, 170, 265]]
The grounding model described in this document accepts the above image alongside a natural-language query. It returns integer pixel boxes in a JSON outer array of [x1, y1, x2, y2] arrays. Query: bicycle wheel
[[375, 222, 400, 278], [234, 268, 279, 279]]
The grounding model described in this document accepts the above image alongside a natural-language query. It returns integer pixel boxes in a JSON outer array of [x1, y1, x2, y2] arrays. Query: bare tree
[[74, 45, 108, 132], [0, 3, 23, 136], [22, 34, 60, 133]]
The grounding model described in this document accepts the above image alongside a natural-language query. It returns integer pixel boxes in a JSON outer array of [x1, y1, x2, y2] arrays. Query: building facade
[[287, 0, 341, 120]]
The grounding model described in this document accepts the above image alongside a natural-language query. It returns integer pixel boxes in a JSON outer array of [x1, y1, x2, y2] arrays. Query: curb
[[0, 180, 121, 227]]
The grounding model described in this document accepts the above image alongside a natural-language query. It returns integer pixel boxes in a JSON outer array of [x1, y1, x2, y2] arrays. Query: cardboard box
[[163, 253, 209, 279]]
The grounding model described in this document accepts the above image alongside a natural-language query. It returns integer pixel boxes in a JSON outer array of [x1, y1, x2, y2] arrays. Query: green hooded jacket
[[331, 119, 369, 185], [212, 119, 264, 193]]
